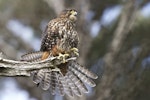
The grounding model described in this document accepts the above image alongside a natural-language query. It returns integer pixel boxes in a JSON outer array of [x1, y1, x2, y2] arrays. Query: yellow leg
[[70, 47, 79, 57]]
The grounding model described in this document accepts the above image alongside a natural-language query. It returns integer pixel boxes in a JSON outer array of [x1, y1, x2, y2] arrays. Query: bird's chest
[[57, 24, 78, 50]]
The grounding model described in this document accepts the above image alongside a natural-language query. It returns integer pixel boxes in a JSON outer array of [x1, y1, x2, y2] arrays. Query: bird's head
[[59, 9, 78, 21]]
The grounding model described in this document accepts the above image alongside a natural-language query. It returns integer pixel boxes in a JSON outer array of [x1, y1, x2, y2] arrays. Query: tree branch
[[0, 53, 76, 76], [104, 0, 139, 66]]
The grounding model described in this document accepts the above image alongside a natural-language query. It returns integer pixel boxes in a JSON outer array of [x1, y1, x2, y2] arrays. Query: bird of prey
[[21, 9, 98, 97]]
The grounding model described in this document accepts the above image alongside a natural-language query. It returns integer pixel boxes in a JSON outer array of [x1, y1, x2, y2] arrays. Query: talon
[[74, 52, 79, 57], [71, 48, 79, 52], [57, 53, 69, 63], [70, 48, 79, 57]]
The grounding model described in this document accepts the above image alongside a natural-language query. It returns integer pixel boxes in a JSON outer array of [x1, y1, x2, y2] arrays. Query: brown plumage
[[41, 9, 79, 58], [21, 9, 98, 97]]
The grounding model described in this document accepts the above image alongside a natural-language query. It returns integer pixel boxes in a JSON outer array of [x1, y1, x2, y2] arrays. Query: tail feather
[[69, 67, 96, 87], [33, 69, 45, 84], [21, 51, 98, 96], [68, 71, 88, 93], [50, 72, 57, 95], [56, 74, 65, 96], [66, 72, 81, 96], [41, 72, 51, 90], [60, 76, 73, 97], [73, 62, 98, 79]]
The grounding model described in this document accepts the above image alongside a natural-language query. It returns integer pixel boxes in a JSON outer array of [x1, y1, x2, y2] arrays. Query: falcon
[[21, 9, 98, 97]]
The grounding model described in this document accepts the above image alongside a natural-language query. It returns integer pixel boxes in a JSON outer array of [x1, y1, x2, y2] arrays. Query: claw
[[70, 48, 79, 57], [71, 48, 79, 52], [57, 53, 69, 63]]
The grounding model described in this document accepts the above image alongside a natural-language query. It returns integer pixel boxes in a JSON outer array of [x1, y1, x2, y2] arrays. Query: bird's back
[[40, 17, 79, 54]]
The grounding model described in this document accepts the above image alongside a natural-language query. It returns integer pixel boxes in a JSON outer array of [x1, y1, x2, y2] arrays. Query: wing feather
[[69, 67, 96, 87], [50, 72, 57, 95], [67, 71, 88, 93], [66, 72, 81, 96], [33, 69, 45, 84], [56, 74, 65, 96], [59, 76, 73, 97], [72, 62, 98, 79], [41, 72, 51, 90], [21, 51, 43, 62]]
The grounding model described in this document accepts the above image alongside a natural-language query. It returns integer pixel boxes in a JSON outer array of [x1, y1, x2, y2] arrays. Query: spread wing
[[21, 51, 98, 97]]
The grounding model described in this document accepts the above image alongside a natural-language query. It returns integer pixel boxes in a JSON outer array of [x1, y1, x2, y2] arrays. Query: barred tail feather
[[22, 52, 98, 96], [33, 69, 45, 84], [41, 72, 51, 90], [60, 76, 73, 97], [68, 71, 88, 93], [56, 74, 65, 96], [66, 72, 81, 96], [69, 67, 96, 87], [73, 62, 98, 79], [50, 72, 57, 95]]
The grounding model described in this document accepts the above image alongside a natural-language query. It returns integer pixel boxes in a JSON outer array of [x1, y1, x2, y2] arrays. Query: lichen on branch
[[0, 53, 76, 76]]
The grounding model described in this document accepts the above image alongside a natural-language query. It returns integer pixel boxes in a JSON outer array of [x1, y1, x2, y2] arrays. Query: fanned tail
[[21, 52, 98, 97]]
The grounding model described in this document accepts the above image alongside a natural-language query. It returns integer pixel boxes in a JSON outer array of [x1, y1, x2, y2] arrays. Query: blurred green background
[[0, 0, 150, 100]]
